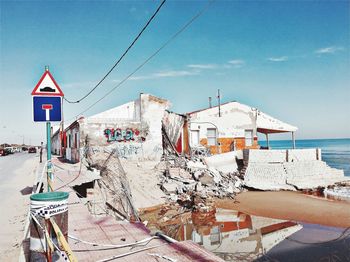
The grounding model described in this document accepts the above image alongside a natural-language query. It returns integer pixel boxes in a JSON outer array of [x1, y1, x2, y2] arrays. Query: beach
[[216, 191, 350, 228]]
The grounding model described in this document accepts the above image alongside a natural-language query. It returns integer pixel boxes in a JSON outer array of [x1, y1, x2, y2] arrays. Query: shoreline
[[215, 190, 350, 228]]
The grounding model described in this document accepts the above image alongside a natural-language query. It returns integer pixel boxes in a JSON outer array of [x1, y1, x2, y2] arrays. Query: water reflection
[[188, 209, 302, 261], [143, 207, 303, 261]]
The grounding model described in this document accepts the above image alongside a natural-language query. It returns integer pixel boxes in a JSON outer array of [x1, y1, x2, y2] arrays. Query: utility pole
[[217, 89, 221, 117]]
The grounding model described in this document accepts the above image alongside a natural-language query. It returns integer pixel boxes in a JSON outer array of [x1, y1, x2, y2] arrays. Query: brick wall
[[199, 137, 259, 154]]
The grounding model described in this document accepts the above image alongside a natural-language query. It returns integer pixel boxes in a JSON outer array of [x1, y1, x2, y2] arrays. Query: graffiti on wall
[[104, 128, 144, 142], [116, 144, 142, 158]]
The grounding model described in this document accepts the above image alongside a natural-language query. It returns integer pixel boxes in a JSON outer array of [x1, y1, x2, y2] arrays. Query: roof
[[187, 101, 236, 115], [187, 100, 298, 134], [257, 111, 298, 134]]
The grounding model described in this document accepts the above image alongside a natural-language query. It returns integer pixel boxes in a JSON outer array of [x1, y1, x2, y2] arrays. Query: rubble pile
[[324, 181, 350, 201], [158, 155, 243, 210]]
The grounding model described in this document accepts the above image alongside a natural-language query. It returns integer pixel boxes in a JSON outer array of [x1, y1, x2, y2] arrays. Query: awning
[[256, 111, 298, 134]]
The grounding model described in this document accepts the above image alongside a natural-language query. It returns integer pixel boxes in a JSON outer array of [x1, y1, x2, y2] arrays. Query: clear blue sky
[[0, 0, 349, 145]]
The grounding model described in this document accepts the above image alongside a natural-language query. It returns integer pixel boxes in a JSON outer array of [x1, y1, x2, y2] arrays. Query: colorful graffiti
[[104, 128, 143, 142]]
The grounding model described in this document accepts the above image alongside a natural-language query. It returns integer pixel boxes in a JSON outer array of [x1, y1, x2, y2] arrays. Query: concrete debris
[[204, 151, 238, 174], [199, 173, 214, 186], [186, 160, 207, 172], [159, 153, 243, 211], [168, 167, 192, 180], [162, 182, 179, 194], [324, 181, 350, 201], [243, 149, 347, 191]]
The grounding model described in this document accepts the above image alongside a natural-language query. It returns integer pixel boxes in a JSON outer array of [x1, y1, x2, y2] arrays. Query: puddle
[[140, 204, 350, 261], [140, 205, 303, 261]]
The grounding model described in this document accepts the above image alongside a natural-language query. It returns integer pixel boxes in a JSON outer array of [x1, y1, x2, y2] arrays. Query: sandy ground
[[0, 152, 42, 261], [121, 160, 167, 209], [216, 191, 350, 228]]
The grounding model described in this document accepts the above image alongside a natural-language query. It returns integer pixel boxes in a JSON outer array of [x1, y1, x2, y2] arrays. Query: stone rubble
[[158, 155, 243, 210]]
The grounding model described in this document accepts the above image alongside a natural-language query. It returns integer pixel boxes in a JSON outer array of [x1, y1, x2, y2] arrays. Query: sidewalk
[[21, 155, 224, 261]]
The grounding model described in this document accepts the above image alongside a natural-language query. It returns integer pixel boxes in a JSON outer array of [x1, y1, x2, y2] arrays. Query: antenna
[[217, 89, 221, 117]]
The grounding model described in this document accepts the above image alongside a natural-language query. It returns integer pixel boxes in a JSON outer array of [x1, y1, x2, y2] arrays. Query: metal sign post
[[32, 66, 64, 192], [31, 66, 64, 260]]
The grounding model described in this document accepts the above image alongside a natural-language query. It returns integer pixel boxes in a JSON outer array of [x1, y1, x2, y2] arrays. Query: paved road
[[0, 151, 44, 261]]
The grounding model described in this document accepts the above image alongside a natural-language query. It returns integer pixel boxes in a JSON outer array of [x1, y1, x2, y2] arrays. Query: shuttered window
[[207, 128, 217, 146]]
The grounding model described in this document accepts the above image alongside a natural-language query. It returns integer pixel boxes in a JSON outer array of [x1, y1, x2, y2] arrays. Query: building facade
[[52, 94, 170, 163], [183, 101, 297, 155], [52, 94, 297, 162]]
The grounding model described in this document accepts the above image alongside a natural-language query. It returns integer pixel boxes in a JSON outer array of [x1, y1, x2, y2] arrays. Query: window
[[191, 130, 200, 146], [245, 129, 253, 146], [207, 128, 217, 146], [210, 226, 221, 245]]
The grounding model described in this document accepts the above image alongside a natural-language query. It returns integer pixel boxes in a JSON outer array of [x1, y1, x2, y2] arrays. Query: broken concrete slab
[[199, 173, 214, 186], [204, 151, 238, 174]]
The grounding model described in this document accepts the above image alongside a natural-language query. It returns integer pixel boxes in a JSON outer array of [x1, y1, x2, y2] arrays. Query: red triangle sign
[[31, 70, 64, 96]]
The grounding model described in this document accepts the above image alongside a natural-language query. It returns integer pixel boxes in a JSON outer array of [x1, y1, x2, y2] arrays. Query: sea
[[259, 138, 350, 177]]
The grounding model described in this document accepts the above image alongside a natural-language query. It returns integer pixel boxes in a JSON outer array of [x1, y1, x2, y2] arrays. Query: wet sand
[[216, 191, 350, 228]]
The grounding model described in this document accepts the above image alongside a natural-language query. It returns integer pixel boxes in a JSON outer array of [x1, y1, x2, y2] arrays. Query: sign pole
[[46, 121, 52, 192]]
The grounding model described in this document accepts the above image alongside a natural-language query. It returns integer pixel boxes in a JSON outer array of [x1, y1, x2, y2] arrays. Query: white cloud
[[130, 70, 199, 80], [187, 64, 217, 69], [267, 56, 288, 62], [315, 46, 344, 54], [227, 59, 245, 68]]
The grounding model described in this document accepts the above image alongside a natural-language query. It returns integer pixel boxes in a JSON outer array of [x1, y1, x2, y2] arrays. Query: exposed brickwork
[[200, 137, 259, 154]]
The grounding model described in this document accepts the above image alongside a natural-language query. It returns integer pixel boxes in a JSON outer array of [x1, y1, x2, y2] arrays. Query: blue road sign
[[33, 96, 62, 122]]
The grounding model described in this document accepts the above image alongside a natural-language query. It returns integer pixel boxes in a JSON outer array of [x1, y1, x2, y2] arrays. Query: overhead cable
[[64, 0, 167, 104], [66, 0, 215, 123]]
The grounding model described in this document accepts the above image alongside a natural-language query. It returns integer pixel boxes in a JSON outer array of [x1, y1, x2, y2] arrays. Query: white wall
[[79, 94, 170, 161], [188, 102, 257, 145], [88, 101, 137, 121]]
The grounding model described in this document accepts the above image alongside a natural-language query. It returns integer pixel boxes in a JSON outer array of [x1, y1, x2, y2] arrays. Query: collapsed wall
[[243, 149, 346, 190], [83, 143, 140, 221]]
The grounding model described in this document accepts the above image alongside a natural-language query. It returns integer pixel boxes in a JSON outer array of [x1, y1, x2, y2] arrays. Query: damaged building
[[183, 101, 298, 155], [52, 93, 170, 162], [53, 93, 298, 162], [52, 93, 347, 193]]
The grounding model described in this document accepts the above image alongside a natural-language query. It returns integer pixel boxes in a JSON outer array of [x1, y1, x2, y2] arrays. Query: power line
[[65, 0, 215, 123], [64, 0, 167, 104]]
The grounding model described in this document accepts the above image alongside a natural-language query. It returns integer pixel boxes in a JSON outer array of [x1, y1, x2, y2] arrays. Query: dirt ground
[[216, 190, 350, 228]]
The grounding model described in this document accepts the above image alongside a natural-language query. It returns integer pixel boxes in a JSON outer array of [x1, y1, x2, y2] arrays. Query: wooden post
[[292, 132, 296, 149]]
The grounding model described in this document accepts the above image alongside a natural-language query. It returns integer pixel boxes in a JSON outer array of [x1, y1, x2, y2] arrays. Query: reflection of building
[[177, 208, 302, 260]]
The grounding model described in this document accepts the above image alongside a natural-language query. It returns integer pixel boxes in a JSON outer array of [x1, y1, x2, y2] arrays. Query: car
[[28, 147, 37, 153], [0, 148, 8, 156], [4, 147, 14, 154]]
